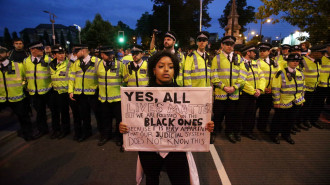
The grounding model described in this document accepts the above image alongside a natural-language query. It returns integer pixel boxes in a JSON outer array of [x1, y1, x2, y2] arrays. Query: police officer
[[271, 54, 305, 144], [122, 45, 148, 87], [184, 31, 211, 87], [210, 36, 247, 143], [256, 43, 279, 133], [49, 45, 71, 139], [23, 42, 53, 138], [298, 45, 324, 129], [122, 48, 133, 65], [150, 30, 185, 86], [276, 44, 291, 70], [8, 38, 29, 63], [68, 44, 101, 142], [238, 45, 266, 140], [97, 46, 124, 146], [0, 46, 34, 141]]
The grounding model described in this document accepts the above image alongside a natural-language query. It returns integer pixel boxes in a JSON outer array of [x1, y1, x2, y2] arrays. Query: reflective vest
[[242, 59, 266, 95], [275, 55, 288, 70], [184, 51, 211, 87], [256, 57, 280, 92], [49, 58, 73, 94], [0, 61, 25, 102], [272, 68, 305, 108], [23, 55, 52, 95], [68, 56, 100, 95], [301, 56, 320, 92], [122, 55, 133, 65], [122, 60, 148, 87], [318, 56, 330, 87], [97, 59, 123, 103], [210, 51, 247, 100]]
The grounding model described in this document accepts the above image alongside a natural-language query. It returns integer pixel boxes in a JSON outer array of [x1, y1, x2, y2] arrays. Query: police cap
[[164, 31, 177, 41], [196, 31, 209, 41], [286, 53, 302, 62], [258, 43, 272, 50], [241, 45, 257, 53], [131, 45, 143, 55], [0, 46, 8, 53], [28, 41, 44, 50], [234, 44, 245, 52], [51, 45, 65, 53], [99, 46, 114, 55], [291, 45, 301, 51], [221, 36, 236, 44], [73, 44, 88, 53], [281, 44, 291, 49]]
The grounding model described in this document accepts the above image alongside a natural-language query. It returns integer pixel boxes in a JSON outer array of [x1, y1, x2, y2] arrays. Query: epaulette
[[275, 70, 283, 78]]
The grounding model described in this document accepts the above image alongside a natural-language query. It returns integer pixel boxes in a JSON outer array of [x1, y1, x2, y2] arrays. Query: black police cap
[[241, 45, 257, 53], [28, 41, 44, 50], [281, 44, 291, 49], [258, 43, 272, 50], [51, 45, 65, 53], [99, 46, 114, 54], [286, 53, 302, 62], [291, 45, 301, 51], [234, 44, 245, 52], [221, 36, 236, 44], [164, 31, 177, 41], [0, 46, 8, 53], [310, 45, 325, 52], [131, 45, 143, 52], [196, 31, 210, 40]]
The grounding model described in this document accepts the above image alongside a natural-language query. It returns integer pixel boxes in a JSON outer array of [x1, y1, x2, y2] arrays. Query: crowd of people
[[0, 30, 329, 151]]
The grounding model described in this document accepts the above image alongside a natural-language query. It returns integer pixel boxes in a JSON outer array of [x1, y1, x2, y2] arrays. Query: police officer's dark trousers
[[271, 104, 299, 138], [213, 99, 240, 134], [50, 91, 70, 133], [69, 98, 81, 137], [299, 91, 317, 124], [99, 101, 122, 140], [32, 91, 52, 133], [238, 92, 257, 134], [256, 93, 272, 131], [138, 152, 190, 185]]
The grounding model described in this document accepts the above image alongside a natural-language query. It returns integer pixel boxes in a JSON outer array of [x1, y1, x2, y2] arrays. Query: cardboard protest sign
[[121, 87, 212, 152]]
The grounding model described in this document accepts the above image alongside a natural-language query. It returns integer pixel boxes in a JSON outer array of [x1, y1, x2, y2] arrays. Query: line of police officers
[[0, 31, 329, 148]]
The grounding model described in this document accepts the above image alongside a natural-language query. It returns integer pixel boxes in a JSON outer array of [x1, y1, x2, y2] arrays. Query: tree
[[81, 14, 115, 48], [256, 0, 329, 44], [43, 30, 51, 46], [60, 30, 66, 46], [22, 31, 30, 46], [218, 0, 255, 33], [3, 28, 12, 49], [135, 0, 214, 48], [115, 21, 135, 47], [12, 32, 19, 40], [136, 12, 154, 47]]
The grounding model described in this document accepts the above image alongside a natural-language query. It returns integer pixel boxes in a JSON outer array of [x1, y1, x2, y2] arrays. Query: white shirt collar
[[32, 56, 41, 63], [287, 66, 296, 73], [83, 55, 91, 64], [196, 50, 206, 58], [222, 51, 233, 62], [70, 54, 77, 61], [0, 59, 10, 68], [242, 57, 250, 63], [134, 60, 143, 68], [260, 57, 270, 64]]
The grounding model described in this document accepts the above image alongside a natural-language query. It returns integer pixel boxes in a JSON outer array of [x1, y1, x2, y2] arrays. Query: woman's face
[[153, 56, 174, 85]]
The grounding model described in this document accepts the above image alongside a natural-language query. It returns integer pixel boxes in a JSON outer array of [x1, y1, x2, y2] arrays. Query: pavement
[[0, 106, 330, 185]]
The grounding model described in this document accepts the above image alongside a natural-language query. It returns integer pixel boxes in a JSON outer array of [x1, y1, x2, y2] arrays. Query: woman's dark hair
[[147, 51, 180, 86]]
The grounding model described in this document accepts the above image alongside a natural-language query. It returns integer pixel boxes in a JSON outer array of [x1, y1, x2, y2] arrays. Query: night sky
[[0, 0, 298, 40]]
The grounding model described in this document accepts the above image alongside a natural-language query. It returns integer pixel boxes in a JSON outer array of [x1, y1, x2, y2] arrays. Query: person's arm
[[206, 121, 214, 133], [68, 60, 77, 101], [150, 29, 157, 50], [119, 122, 128, 134]]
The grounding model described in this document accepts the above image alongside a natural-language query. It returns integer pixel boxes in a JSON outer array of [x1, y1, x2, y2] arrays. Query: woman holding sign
[[120, 51, 214, 185]]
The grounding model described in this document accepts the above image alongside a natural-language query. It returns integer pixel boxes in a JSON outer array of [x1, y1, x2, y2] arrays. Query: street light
[[73, 24, 81, 44], [259, 18, 272, 42], [43, 10, 56, 45]]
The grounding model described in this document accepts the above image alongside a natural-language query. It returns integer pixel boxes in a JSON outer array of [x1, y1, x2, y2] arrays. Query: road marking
[[209, 144, 231, 185]]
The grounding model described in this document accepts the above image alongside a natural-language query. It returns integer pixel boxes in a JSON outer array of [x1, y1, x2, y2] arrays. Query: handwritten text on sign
[[121, 87, 212, 152]]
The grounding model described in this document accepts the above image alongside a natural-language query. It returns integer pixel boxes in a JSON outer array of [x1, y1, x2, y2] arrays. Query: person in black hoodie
[[120, 51, 214, 185]]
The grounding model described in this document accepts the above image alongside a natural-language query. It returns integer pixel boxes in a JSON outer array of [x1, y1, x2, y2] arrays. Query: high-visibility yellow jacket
[[49, 58, 73, 94], [272, 68, 305, 108], [68, 56, 100, 95], [256, 57, 280, 93], [318, 56, 330, 87], [210, 51, 247, 100], [97, 59, 123, 103], [184, 51, 211, 87], [241, 59, 266, 95], [122, 60, 148, 87], [23, 55, 52, 95], [122, 54, 133, 65], [0, 60, 26, 102], [275, 55, 288, 70], [301, 56, 320, 92]]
